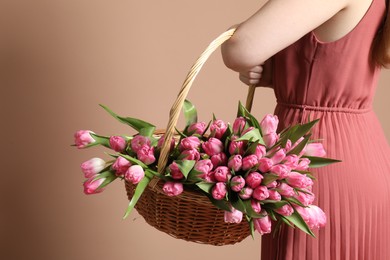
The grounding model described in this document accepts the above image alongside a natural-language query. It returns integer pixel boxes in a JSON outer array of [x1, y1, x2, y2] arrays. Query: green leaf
[[139, 127, 156, 137], [183, 100, 198, 127], [205, 194, 231, 211], [187, 169, 204, 183], [285, 197, 305, 207], [261, 173, 279, 186], [286, 134, 311, 156], [241, 200, 267, 218], [236, 128, 265, 145], [231, 196, 247, 213], [262, 200, 288, 209], [123, 176, 151, 219], [93, 171, 118, 189], [145, 169, 164, 179], [244, 141, 259, 156], [249, 219, 255, 239], [195, 182, 214, 194], [303, 156, 342, 168], [89, 133, 111, 148], [175, 160, 196, 179], [100, 104, 156, 136], [283, 209, 315, 237], [237, 101, 246, 118], [236, 101, 261, 130], [289, 119, 319, 143]]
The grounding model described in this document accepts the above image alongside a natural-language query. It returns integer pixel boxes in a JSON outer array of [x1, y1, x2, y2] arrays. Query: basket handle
[[157, 28, 256, 173]]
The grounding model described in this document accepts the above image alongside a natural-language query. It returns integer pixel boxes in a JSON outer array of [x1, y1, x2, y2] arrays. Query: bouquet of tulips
[[74, 100, 339, 238]]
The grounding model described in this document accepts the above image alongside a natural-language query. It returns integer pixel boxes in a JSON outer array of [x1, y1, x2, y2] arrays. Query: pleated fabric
[[261, 0, 390, 259]]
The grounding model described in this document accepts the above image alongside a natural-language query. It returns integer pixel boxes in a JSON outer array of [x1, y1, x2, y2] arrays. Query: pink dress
[[261, 0, 390, 259]]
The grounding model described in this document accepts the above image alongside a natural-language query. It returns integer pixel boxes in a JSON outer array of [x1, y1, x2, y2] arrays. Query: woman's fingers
[[239, 65, 263, 85]]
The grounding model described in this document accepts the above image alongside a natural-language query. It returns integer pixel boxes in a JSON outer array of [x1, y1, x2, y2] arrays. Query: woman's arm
[[221, 0, 349, 72]]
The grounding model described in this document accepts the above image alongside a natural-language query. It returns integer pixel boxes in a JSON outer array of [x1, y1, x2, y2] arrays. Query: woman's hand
[[238, 58, 273, 88]]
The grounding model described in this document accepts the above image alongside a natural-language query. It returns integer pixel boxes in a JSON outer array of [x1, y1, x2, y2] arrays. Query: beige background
[[1, 1, 389, 260]]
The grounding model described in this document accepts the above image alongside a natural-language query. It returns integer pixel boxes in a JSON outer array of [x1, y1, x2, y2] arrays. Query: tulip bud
[[125, 165, 145, 184], [112, 156, 132, 177], [74, 130, 95, 149], [212, 182, 227, 200], [131, 136, 151, 153], [253, 212, 272, 235], [109, 136, 127, 152], [163, 182, 184, 196], [224, 207, 243, 223], [81, 158, 106, 178], [230, 175, 245, 192], [260, 114, 279, 135], [210, 119, 228, 139], [83, 176, 105, 195]]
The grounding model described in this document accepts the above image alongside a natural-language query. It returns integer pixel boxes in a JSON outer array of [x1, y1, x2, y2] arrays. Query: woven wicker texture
[[125, 29, 257, 245]]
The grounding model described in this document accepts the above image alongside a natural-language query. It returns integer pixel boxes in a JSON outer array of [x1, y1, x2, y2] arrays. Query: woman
[[222, 0, 390, 259]]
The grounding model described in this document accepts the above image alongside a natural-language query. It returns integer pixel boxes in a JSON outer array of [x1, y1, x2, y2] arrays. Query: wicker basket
[[125, 29, 257, 246]]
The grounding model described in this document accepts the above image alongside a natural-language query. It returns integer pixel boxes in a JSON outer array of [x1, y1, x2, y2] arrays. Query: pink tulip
[[239, 187, 253, 200], [125, 165, 145, 184], [214, 166, 231, 182], [277, 183, 295, 197], [168, 162, 184, 180], [157, 135, 176, 151], [270, 164, 291, 179], [232, 117, 246, 135], [304, 143, 326, 157], [224, 207, 243, 223], [230, 175, 245, 192], [271, 149, 286, 164], [255, 145, 267, 160], [251, 199, 262, 213], [111, 156, 132, 177], [228, 136, 245, 155], [275, 204, 294, 216], [253, 186, 270, 201], [228, 155, 243, 172], [286, 172, 313, 189], [83, 176, 105, 195], [136, 145, 156, 165], [258, 158, 274, 173], [202, 138, 224, 156], [242, 155, 259, 171], [296, 205, 326, 229], [260, 114, 279, 135], [211, 153, 228, 169], [263, 133, 278, 147], [162, 182, 184, 196], [180, 149, 200, 161], [187, 122, 207, 135], [210, 119, 228, 139], [266, 181, 278, 188], [245, 172, 263, 189], [294, 190, 315, 206], [283, 154, 299, 169], [74, 130, 96, 149], [179, 136, 201, 151], [268, 190, 282, 201], [253, 212, 272, 235], [109, 136, 126, 152], [81, 157, 105, 178], [212, 182, 227, 200], [131, 136, 151, 153], [295, 158, 311, 171], [194, 159, 213, 176]]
